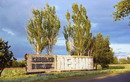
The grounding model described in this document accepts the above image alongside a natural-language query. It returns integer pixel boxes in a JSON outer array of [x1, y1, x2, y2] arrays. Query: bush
[[9, 60, 25, 67]]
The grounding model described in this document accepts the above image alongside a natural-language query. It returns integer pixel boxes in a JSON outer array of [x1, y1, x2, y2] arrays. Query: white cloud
[[110, 43, 130, 58], [2, 28, 15, 36]]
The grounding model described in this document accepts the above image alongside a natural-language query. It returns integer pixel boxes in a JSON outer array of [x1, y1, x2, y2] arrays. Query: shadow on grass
[[109, 66, 125, 69]]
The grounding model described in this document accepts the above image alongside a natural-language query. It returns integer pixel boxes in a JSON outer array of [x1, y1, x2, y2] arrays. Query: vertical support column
[[55, 55, 57, 71]]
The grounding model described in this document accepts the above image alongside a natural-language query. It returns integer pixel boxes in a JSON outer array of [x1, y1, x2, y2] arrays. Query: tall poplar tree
[[64, 3, 92, 56], [43, 3, 60, 55], [27, 9, 47, 54], [27, 3, 60, 55]]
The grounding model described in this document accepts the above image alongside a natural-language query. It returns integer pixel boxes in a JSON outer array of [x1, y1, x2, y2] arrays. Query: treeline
[[0, 3, 114, 76], [113, 57, 130, 64], [8, 60, 25, 67], [27, 3, 114, 69]]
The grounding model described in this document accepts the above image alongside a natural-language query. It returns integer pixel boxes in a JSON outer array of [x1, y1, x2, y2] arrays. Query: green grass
[[109, 64, 130, 69], [0, 64, 130, 82], [0, 68, 36, 80], [97, 64, 130, 70]]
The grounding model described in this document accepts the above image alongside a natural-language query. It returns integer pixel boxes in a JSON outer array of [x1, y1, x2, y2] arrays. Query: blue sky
[[0, 0, 130, 60]]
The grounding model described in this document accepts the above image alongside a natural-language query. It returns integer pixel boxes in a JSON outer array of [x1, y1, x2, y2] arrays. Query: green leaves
[[64, 3, 92, 56], [0, 38, 14, 76], [27, 9, 46, 54], [93, 33, 114, 69], [113, 0, 130, 25], [26, 3, 60, 55], [43, 3, 60, 55]]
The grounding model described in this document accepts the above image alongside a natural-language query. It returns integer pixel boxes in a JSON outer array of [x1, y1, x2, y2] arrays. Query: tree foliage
[[27, 9, 47, 54], [119, 58, 128, 64], [43, 3, 60, 55], [10, 60, 25, 67], [112, 57, 130, 64], [118, 57, 130, 64], [113, 0, 130, 25], [93, 33, 114, 69], [0, 38, 15, 76], [127, 57, 130, 64], [113, 57, 119, 64], [64, 3, 92, 56], [27, 3, 60, 55]]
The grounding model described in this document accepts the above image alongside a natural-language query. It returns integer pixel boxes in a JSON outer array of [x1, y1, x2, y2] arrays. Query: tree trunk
[[47, 45, 53, 55], [88, 50, 89, 56], [95, 64, 98, 70], [0, 72, 1, 77], [36, 52, 40, 55], [48, 45, 51, 55], [48, 48, 51, 55], [36, 44, 40, 55], [0, 68, 4, 77], [101, 65, 104, 70]]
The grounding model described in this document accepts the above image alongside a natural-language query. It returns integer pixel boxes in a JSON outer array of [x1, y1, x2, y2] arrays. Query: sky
[[0, 0, 130, 60]]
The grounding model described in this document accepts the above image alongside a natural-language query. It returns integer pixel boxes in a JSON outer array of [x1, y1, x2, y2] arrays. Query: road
[[92, 73, 130, 82], [50, 73, 130, 82]]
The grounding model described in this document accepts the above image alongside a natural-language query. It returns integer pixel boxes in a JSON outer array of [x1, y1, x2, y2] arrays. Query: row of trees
[[26, 3, 114, 69], [9, 60, 25, 67], [0, 0, 129, 76], [26, 0, 130, 55], [113, 57, 130, 64], [63, 4, 114, 69]]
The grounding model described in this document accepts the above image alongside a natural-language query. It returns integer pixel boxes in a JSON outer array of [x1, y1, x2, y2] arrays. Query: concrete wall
[[25, 54, 56, 73], [56, 55, 93, 71], [25, 54, 93, 73]]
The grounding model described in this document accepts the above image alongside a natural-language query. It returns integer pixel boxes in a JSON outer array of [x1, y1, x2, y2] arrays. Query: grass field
[[97, 64, 130, 70], [0, 64, 130, 82]]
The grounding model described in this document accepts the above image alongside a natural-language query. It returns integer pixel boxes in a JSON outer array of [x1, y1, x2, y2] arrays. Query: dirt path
[[47, 73, 130, 82]]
